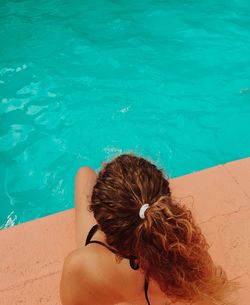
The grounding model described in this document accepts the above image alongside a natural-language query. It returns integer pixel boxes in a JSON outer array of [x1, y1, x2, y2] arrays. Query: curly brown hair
[[90, 153, 237, 304]]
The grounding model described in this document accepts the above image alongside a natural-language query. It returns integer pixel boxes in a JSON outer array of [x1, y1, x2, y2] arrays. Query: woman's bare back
[[60, 166, 170, 305]]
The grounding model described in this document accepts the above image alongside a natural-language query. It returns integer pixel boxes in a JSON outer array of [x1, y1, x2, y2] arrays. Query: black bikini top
[[85, 224, 151, 305]]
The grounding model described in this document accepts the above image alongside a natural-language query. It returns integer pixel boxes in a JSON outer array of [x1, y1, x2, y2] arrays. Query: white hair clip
[[139, 204, 149, 219]]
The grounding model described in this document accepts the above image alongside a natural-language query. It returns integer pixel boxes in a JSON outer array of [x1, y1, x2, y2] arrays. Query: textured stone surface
[[0, 210, 75, 305], [0, 157, 249, 305]]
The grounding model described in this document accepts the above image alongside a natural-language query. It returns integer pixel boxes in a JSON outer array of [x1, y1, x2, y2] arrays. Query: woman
[[60, 153, 235, 305]]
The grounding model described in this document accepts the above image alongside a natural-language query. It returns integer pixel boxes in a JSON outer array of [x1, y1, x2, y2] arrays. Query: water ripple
[[1, 0, 250, 228]]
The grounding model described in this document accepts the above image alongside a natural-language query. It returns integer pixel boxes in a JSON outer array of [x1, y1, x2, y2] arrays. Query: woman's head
[[90, 153, 235, 304]]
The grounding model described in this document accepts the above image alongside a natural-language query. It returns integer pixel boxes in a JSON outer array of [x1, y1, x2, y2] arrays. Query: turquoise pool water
[[0, 0, 250, 228]]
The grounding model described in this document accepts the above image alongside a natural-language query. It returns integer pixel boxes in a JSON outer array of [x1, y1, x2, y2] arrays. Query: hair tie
[[139, 204, 149, 219]]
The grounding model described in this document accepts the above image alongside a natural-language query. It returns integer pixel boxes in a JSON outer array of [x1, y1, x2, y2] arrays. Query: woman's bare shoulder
[[60, 249, 88, 305], [60, 246, 117, 305]]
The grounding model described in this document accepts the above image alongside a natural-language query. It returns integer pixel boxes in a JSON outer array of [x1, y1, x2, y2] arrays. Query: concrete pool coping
[[0, 157, 249, 305]]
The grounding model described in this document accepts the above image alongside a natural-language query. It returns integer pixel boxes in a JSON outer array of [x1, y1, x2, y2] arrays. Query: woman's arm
[[74, 166, 97, 247]]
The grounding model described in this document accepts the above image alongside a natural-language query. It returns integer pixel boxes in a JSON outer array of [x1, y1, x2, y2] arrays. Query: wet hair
[[90, 153, 237, 304]]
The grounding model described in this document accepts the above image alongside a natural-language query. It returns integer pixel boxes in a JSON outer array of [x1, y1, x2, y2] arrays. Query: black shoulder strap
[[85, 224, 99, 246], [85, 224, 119, 255], [85, 225, 139, 261], [144, 278, 151, 305], [85, 225, 151, 305]]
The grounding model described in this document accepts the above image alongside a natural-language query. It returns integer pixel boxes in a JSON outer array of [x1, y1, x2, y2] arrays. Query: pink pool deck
[[0, 158, 249, 305]]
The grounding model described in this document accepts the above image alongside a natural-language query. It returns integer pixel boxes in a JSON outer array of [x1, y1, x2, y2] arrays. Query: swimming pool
[[1, 0, 250, 228]]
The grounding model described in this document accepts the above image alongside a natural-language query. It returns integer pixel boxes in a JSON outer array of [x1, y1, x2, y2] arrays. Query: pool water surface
[[0, 0, 250, 228]]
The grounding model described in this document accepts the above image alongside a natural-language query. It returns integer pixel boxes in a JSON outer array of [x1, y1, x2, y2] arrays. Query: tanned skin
[[60, 167, 168, 305]]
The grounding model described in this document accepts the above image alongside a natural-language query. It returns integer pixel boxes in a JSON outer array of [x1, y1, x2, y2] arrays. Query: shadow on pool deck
[[0, 157, 249, 305]]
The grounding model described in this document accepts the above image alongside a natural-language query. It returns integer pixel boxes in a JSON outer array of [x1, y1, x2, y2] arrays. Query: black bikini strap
[[85, 224, 99, 246], [144, 278, 151, 305], [85, 224, 118, 255], [85, 225, 139, 262], [85, 225, 150, 305]]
